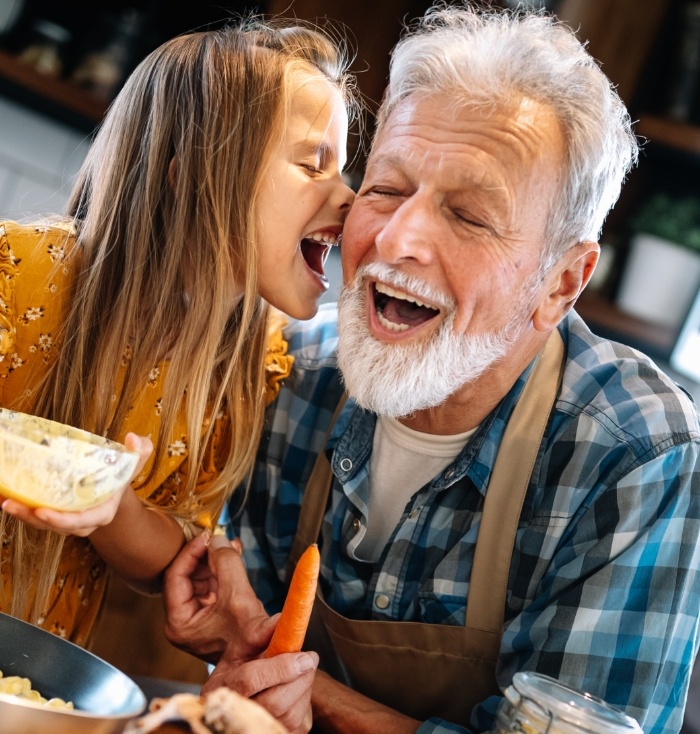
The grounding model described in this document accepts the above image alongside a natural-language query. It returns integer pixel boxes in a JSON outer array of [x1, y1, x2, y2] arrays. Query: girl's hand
[[0, 432, 152, 537]]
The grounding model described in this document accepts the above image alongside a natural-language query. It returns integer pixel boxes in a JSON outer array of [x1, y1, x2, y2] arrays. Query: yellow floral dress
[[0, 221, 293, 645]]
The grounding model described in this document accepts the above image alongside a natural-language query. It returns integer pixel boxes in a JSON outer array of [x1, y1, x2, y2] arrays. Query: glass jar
[[493, 672, 643, 734]]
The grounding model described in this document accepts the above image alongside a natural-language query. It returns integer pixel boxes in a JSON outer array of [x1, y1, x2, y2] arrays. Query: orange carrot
[[263, 544, 320, 658]]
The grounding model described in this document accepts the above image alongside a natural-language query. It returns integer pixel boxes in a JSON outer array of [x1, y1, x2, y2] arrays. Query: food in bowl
[[0, 670, 73, 709], [0, 408, 139, 511]]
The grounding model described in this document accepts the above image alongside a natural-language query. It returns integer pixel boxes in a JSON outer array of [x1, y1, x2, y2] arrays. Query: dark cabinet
[[0, 0, 263, 131]]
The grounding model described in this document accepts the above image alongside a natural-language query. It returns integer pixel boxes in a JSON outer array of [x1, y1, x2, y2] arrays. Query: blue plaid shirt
[[230, 303, 700, 734]]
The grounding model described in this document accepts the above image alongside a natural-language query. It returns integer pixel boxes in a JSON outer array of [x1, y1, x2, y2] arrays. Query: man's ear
[[532, 241, 600, 332]]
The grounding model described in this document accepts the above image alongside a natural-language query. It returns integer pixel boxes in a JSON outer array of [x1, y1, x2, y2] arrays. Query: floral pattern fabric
[[0, 221, 293, 645]]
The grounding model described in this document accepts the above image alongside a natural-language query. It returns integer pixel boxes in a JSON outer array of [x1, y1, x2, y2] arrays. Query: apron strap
[[465, 329, 565, 633], [287, 394, 348, 578]]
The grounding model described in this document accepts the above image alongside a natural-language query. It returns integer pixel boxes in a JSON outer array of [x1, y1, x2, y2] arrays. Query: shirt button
[[445, 467, 456, 479], [340, 457, 353, 472], [352, 518, 362, 532], [409, 508, 420, 519], [375, 594, 391, 610]]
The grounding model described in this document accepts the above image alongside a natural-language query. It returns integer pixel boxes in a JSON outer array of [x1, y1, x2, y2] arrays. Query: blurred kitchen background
[[1, 0, 699, 385]]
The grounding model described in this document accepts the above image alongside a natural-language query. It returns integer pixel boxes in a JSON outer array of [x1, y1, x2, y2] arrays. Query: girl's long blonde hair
[[5, 18, 358, 624]]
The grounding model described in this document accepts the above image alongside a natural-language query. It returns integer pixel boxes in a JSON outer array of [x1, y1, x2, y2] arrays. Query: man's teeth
[[377, 311, 409, 332], [307, 232, 339, 245], [375, 282, 433, 309]]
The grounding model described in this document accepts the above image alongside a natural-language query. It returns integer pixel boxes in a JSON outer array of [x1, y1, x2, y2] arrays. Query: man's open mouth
[[300, 232, 339, 285], [372, 282, 441, 332]]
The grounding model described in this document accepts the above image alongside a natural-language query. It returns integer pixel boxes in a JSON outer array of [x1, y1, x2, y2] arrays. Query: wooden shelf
[[636, 114, 700, 157], [576, 290, 678, 358], [0, 49, 107, 128]]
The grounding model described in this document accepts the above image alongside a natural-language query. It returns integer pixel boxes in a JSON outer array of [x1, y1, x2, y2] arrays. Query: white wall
[[0, 96, 91, 220]]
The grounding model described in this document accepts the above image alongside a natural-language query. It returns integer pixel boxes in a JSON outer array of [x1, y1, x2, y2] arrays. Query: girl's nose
[[335, 176, 355, 215]]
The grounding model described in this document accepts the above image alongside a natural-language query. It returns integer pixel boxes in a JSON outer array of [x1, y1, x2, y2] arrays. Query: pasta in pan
[[0, 670, 73, 709]]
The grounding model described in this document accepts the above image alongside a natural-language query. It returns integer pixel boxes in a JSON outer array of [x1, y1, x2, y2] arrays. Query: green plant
[[631, 193, 700, 253]]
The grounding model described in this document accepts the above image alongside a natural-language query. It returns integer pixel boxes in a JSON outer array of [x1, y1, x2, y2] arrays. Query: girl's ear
[[532, 241, 600, 332], [168, 157, 178, 193]]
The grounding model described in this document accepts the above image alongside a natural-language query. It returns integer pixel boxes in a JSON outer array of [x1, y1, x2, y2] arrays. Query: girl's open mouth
[[300, 232, 339, 287]]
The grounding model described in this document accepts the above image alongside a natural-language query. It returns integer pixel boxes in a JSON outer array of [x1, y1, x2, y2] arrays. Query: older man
[[164, 5, 700, 734]]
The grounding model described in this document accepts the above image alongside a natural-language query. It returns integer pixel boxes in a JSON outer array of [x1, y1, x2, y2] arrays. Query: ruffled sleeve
[[264, 309, 294, 405]]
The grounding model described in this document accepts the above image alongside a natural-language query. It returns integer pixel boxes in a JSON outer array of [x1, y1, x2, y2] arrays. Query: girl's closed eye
[[300, 162, 323, 175]]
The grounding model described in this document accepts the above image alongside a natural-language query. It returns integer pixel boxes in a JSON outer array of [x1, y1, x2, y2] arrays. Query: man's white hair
[[375, 2, 639, 270]]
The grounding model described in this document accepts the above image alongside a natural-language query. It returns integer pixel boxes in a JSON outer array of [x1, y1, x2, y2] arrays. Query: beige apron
[[287, 330, 565, 725]]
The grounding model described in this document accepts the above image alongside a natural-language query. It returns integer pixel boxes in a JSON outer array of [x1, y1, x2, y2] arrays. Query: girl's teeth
[[377, 311, 409, 332], [309, 232, 338, 245]]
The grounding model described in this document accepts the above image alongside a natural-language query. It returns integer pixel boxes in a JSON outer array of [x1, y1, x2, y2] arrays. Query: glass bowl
[[0, 408, 139, 511]]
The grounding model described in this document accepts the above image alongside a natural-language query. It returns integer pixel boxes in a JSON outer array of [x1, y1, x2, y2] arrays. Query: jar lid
[[506, 672, 643, 734]]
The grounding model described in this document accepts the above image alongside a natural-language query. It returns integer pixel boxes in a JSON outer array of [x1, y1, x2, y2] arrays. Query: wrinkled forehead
[[367, 93, 565, 183], [374, 91, 558, 148], [363, 92, 566, 242]]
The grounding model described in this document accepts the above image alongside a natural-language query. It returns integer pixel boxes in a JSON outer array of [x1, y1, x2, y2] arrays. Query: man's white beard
[[337, 263, 525, 418]]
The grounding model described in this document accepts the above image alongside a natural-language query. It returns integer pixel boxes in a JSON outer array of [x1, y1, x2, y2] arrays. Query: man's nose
[[374, 195, 435, 265]]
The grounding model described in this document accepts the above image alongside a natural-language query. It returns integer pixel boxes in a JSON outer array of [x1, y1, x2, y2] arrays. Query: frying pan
[[0, 611, 146, 733]]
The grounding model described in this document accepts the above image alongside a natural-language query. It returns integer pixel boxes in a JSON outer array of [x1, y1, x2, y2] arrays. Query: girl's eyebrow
[[295, 139, 322, 155], [295, 139, 334, 164]]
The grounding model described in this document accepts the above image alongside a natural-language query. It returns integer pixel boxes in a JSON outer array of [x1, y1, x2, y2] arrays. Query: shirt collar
[[327, 353, 539, 497]]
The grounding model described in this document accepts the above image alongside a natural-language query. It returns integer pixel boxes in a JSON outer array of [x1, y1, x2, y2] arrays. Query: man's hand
[[0, 433, 153, 537], [164, 534, 318, 732], [205, 651, 319, 734], [163, 533, 276, 663]]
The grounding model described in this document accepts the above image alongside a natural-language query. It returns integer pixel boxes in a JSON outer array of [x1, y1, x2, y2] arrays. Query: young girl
[[0, 18, 357, 645]]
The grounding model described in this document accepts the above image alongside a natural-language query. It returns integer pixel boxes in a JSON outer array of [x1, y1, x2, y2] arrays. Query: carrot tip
[[262, 544, 320, 657]]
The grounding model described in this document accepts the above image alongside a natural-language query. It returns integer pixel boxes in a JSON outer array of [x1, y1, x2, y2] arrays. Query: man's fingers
[[253, 670, 315, 734], [202, 652, 319, 697], [208, 534, 236, 551], [169, 532, 210, 578], [163, 532, 211, 615], [207, 537, 248, 585], [206, 538, 265, 613], [211, 653, 317, 733]]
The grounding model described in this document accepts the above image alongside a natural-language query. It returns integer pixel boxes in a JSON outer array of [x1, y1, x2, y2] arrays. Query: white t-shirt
[[352, 415, 477, 562]]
